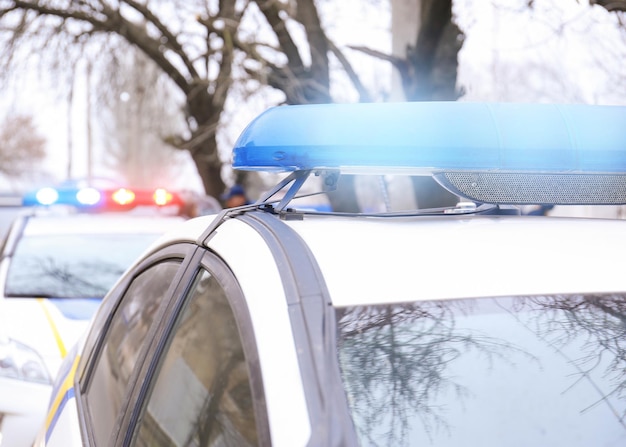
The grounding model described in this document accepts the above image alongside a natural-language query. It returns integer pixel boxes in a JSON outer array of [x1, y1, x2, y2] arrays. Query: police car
[[38, 102, 626, 447], [0, 187, 185, 447]]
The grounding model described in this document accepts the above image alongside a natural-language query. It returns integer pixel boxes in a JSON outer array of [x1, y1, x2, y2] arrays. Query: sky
[[1, 0, 625, 193], [456, 0, 626, 105]]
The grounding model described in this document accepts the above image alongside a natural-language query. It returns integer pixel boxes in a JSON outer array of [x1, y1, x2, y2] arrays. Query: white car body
[[0, 212, 184, 447], [36, 102, 626, 447], [36, 211, 626, 447]]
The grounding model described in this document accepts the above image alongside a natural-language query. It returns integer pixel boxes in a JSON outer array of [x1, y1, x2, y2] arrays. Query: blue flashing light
[[35, 187, 59, 205], [76, 187, 101, 206], [232, 102, 626, 174], [24, 186, 104, 208]]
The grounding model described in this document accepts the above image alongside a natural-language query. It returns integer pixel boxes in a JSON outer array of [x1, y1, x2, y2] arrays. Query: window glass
[[133, 268, 258, 447], [336, 294, 626, 446], [87, 261, 181, 446], [5, 234, 162, 298]]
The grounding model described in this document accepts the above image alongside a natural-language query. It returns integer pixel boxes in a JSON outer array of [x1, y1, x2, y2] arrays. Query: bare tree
[[0, 113, 46, 178], [375, 0, 625, 102], [0, 1, 373, 210], [233, 0, 372, 105], [0, 1, 248, 201]]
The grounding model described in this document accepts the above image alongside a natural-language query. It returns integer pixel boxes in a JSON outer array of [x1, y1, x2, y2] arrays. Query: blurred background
[[0, 0, 624, 214]]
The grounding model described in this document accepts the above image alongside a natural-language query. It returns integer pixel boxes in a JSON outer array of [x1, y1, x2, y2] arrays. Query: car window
[[132, 268, 258, 447], [85, 260, 181, 446], [4, 233, 163, 298], [336, 294, 626, 446]]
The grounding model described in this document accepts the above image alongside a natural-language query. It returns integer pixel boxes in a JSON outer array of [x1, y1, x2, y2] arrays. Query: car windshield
[[336, 294, 626, 447], [4, 233, 159, 299]]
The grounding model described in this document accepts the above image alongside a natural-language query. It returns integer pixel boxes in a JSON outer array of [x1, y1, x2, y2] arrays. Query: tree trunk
[[394, 0, 463, 101], [392, 0, 462, 209], [590, 0, 626, 12], [190, 139, 225, 202], [186, 91, 226, 201]]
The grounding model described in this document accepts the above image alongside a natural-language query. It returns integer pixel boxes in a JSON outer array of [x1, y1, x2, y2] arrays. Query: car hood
[[0, 297, 99, 378]]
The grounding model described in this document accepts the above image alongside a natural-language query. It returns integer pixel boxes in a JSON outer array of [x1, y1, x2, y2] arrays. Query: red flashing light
[[111, 188, 136, 206]]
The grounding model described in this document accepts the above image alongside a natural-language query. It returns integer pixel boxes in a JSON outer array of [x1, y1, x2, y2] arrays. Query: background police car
[[38, 102, 626, 447], [0, 199, 184, 447]]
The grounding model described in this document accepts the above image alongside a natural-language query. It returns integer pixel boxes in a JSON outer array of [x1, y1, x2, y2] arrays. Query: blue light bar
[[23, 187, 104, 208], [232, 102, 626, 205], [233, 102, 626, 174]]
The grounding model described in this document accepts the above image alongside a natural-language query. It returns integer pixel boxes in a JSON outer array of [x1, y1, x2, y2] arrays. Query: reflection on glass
[[88, 261, 180, 446], [336, 294, 626, 446], [5, 234, 162, 298], [134, 269, 257, 447]]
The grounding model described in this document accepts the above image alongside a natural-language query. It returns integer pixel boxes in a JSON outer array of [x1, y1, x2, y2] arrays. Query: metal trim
[[238, 211, 358, 447]]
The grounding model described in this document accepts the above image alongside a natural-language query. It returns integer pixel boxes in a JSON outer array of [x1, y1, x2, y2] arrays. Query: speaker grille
[[436, 172, 626, 205]]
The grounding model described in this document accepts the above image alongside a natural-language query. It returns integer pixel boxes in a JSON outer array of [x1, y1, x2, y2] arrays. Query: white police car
[[38, 102, 626, 447], [0, 187, 185, 447]]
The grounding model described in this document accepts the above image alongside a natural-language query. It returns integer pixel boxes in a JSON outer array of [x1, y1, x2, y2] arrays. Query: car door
[[113, 248, 271, 446], [75, 243, 199, 446]]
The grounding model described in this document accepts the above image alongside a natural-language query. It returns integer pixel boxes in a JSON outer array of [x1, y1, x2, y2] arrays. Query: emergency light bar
[[233, 102, 626, 205], [22, 186, 182, 210]]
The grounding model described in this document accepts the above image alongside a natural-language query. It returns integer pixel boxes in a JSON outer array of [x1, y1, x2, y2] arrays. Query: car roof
[[154, 212, 626, 306], [286, 214, 626, 305], [18, 212, 185, 236]]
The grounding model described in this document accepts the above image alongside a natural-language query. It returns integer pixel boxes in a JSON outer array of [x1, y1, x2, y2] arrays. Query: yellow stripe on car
[[37, 298, 67, 358], [45, 354, 80, 434]]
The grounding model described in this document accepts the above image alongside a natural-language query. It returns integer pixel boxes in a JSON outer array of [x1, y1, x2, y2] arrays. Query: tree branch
[[253, 0, 305, 73], [10, 1, 192, 95], [122, 0, 199, 80], [295, 0, 329, 89], [348, 45, 407, 70], [327, 39, 372, 102]]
